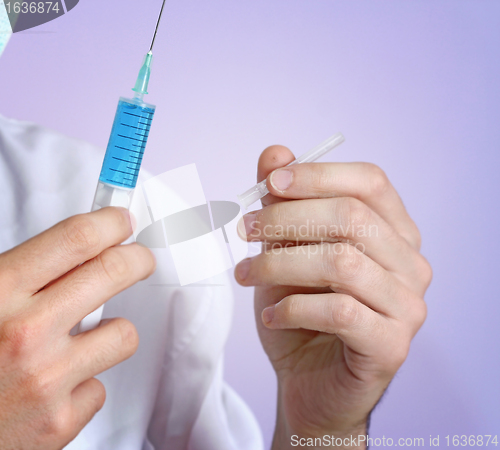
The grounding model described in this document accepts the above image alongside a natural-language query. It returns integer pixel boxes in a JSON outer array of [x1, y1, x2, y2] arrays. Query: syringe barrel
[[99, 96, 156, 189], [78, 96, 156, 334], [91, 182, 134, 211]]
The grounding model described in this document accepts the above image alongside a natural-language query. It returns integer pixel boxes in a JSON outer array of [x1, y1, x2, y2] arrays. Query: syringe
[[237, 132, 345, 209], [78, 1, 167, 333]]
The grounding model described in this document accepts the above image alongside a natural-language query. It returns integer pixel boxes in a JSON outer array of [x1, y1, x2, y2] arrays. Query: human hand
[[235, 146, 432, 449], [0, 207, 155, 449]]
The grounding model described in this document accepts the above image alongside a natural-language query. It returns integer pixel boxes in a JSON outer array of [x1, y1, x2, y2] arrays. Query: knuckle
[[114, 318, 139, 353], [364, 163, 390, 197], [279, 295, 300, 322], [344, 197, 372, 230], [410, 226, 423, 250], [325, 245, 363, 283], [80, 378, 107, 417], [135, 245, 157, 278], [63, 215, 101, 256], [417, 255, 433, 289], [42, 404, 74, 439], [109, 206, 129, 228], [93, 319, 139, 368], [0, 318, 42, 356], [23, 369, 58, 406], [97, 249, 131, 284], [412, 299, 428, 329], [92, 379, 107, 410], [391, 340, 411, 369], [332, 295, 359, 330]]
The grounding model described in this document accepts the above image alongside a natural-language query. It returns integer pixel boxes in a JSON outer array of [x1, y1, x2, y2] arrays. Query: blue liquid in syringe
[[99, 97, 156, 189]]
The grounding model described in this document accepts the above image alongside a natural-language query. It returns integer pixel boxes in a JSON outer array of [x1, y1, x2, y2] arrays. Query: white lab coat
[[0, 114, 264, 450]]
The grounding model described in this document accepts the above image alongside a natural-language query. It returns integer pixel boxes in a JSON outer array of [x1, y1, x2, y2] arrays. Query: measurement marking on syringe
[[121, 124, 146, 130], [123, 111, 153, 117], [109, 168, 138, 176], [117, 135, 145, 142], [115, 146, 143, 155], [112, 156, 140, 164], [123, 112, 143, 118], [104, 177, 135, 184], [117, 154, 140, 161]]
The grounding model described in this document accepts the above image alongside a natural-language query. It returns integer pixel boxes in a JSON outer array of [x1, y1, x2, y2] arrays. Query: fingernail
[[270, 169, 292, 192], [236, 258, 252, 281], [262, 306, 275, 325], [238, 213, 257, 238]]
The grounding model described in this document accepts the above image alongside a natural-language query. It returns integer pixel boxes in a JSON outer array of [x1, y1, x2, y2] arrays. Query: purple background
[[1, 0, 499, 446]]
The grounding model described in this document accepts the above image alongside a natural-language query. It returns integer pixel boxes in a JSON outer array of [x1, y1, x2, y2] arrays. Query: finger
[[262, 293, 388, 356], [235, 243, 417, 319], [67, 318, 139, 387], [0, 207, 133, 297], [71, 378, 106, 434], [266, 162, 421, 250], [33, 243, 156, 332], [256, 145, 296, 207], [237, 197, 426, 284]]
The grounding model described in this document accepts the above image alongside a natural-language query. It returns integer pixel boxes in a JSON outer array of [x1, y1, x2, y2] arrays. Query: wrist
[[272, 387, 368, 449], [272, 422, 368, 450]]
